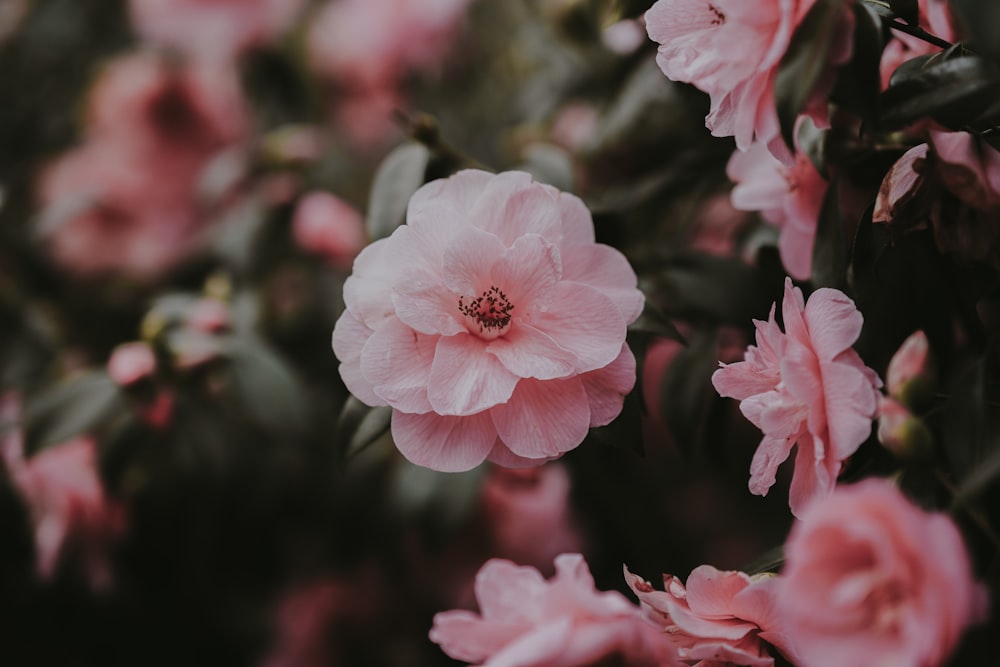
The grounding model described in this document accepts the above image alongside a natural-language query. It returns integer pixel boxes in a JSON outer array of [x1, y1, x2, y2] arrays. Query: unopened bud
[[878, 397, 933, 460], [886, 331, 934, 410]]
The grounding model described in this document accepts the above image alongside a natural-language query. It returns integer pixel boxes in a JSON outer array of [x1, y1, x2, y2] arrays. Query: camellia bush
[[1, 0, 1000, 664]]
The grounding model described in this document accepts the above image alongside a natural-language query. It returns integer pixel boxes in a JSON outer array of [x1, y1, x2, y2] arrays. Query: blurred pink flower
[[187, 297, 231, 333], [293, 191, 367, 269], [129, 0, 306, 62], [727, 141, 828, 281], [644, 0, 852, 155], [778, 479, 987, 667], [37, 53, 248, 280], [1, 397, 123, 589], [712, 278, 881, 516], [108, 341, 157, 386], [480, 464, 584, 571], [332, 170, 643, 472], [625, 565, 800, 666], [879, 0, 956, 89], [430, 553, 682, 667]]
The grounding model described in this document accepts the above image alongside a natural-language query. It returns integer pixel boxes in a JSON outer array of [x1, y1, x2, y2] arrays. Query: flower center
[[459, 285, 514, 339]]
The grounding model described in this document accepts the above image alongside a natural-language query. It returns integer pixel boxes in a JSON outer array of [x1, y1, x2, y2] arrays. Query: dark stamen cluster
[[709, 3, 725, 25], [458, 285, 514, 332]]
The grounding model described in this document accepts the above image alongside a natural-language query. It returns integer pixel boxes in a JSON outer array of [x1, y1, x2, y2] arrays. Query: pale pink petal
[[391, 266, 466, 336], [488, 323, 578, 380], [429, 611, 526, 664], [684, 566, 751, 617], [476, 559, 549, 620], [342, 237, 402, 328], [391, 411, 495, 472], [442, 226, 508, 297], [332, 310, 385, 407], [472, 171, 564, 246], [873, 144, 928, 224], [748, 433, 796, 497], [490, 377, 590, 459], [530, 282, 626, 373], [787, 432, 837, 517], [821, 355, 878, 460], [560, 244, 644, 323], [406, 169, 495, 250], [427, 334, 520, 416], [486, 442, 555, 468], [579, 344, 636, 427], [490, 233, 562, 311], [554, 190, 596, 246], [360, 317, 436, 414], [486, 618, 575, 667], [803, 288, 865, 361]]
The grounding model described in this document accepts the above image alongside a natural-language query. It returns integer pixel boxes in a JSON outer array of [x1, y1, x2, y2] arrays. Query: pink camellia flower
[[36, 53, 247, 280], [129, 0, 306, 63], [430, 553, 682, 667], [778, 479, 987, 667], [293, 191, 367, 269], [727, 141, 828, 280], [644, 0, 853, 155], [625, 565, 800, 666], [332, 170, 643, 472], [879, 0, 956, 89], [712, 278, 881, 516]]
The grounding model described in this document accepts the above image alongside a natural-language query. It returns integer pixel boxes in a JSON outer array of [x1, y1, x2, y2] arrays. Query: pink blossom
[[879, 0, 956, 89], [332, 170, 643, 472], [430, 553, 682, 667], [129, 0, 306, 63], [711, 278, 881, 516], [644, 0, 853, 154], [107, 341, 157, 386], [625, 565, 800, 666], [778, 479, 987, 667], [1, 398, 123, 588], [293, 191, 367, 268], [727, 142, 828, 280], [480, 464, 584, 571], [36, 53, 248, 280]]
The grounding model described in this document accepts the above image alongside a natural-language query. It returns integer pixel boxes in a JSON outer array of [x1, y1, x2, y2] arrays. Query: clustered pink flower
[[332, 170, 643, 472], [778, 479, 987, 667], [36, 52, 247, 280], [625, 564, 800, 666], [430, 553, 682, 666], [712, 278, 881, 516], [129, 0, 306, 63], [644, 0, 853, 156], [879, 0, 956, 89], [727, 141, 828, 280]]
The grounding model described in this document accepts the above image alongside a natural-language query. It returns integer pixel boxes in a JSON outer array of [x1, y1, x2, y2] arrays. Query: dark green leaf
[[775, 0, 846, 150], [950, 0, 1000, 63], [628, 299, 685, 344], [25, 371, 125, 455], [365, 142, 431, 241], [659, 327, 720, 457], [952, 440, 1000, 508], [743, 545, 785, 575], [811, 175, 848, 290], [221, 336, 309, 435], [861, 0, 894, 20], [335, 396, 392, 465], [830, 3, 883, 126], [589, 384, 645, 457], [880, 55, 1000, 130], [888, 0, 918, 25], [657, 253, 774, 324]]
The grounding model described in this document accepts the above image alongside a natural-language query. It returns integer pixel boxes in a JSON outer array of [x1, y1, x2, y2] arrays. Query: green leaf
[[656, 253, 775, 324], [950, 0, 1000, 64], [628, 299, 685, 344], [335, 396, 392, 465], [775, 0, 846, 151], [880, 55, 1000, 130], [25, 371, 125, 455], [830, 3, 884, 127], [659, 327, 720, 457], [517, 143, 574, 192], [811, 175, 848, 290], [220, 336, 309, 435], [888, 0, 918, 25], [365, 142, 431, 241], [743, 545, 785, 575]]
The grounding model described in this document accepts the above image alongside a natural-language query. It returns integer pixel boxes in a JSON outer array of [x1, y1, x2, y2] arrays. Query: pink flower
[[727, 142, 828, 280], [293, 191, 367, 269], [36, 53, 248, 280], [1, 398, 124, 589], [879, 0, 956, 89], [332, 170, 643, 472], [129, 0, 306, 62], [625, 565, 800, 666], [778, 479, 987, 667], [107, 341, 157, 386], [711, 278, 881, 516], [929, 129, 1000, 212], [644, 0, 852, 154], [430, 553, 682, 667]]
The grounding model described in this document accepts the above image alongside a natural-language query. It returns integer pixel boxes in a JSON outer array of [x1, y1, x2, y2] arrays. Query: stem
[[887, 19, 953, 50]]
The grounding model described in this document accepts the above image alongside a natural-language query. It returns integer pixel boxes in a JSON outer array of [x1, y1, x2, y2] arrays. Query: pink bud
[[107, 341, 157, 386], [877, 396, 932, 460], [292, 191, 366, 268], [886, 330, 933, 407]]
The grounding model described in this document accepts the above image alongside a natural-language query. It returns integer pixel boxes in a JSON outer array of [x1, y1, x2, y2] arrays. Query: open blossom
[[36, 53, 247, 280], [727, 141, 828, 280], [644, 0, 853, 155], [332, 170, 643, 472], [712, 278, 881, 516], [625, 565, 800, 666], [430, 554, 682, 666], [778, 479, 987, 667], [129, 0, 306, 62]]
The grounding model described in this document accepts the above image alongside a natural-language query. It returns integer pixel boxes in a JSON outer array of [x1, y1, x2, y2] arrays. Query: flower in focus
[[36, 52, 248, 280], [293, 191, 367, 269], [332, 170, 643, 472], [644, 0, 853, 155], [712, 278, 881, 516], [129, 0, 306, 63], [430, 553, 682, 667], [879, 0, 956, 89], [778, 478, 987, 667], [727, 141, 828, 280], [625, 564, 800, 666]]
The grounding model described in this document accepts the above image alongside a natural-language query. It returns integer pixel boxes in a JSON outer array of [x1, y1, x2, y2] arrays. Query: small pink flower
[[727, 142, 828, 280], [332, 170, 643, 472], [108, 341, 157, 386], [778, 479, 987, 667], [129, 0, 306, 62], [625, 565, 800, 666], [879, 0, 957, 89], [430, 553, 682, 667], [712, 278, 881, 516], [644, 0, 853, 154], [293, 191, 367, 268]]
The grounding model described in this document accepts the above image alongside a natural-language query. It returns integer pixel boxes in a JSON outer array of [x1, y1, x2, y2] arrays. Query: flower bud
[[886, 330, 934, 410], [878, 397, 934, 460]]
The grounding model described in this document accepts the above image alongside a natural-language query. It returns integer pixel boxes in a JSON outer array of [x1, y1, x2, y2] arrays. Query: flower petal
[[490, 233, 562, 311], [490, 377, 590, 459], [442, 226, 507, 297], [579, 344, 636, 427], [472, 171, 563, 246], [391, 266, 466, 336], [428, 333, 520, 416], [332, 310, 385, 406], [560, 244, 643, 324], [530, 282, 626, 373], [406, 169, 494, 250], [803, 288, 864, 361], [748, 433, 796, 497], [488, 323, 578, 380], [391, 410, 496, 472], [360, 317, 436, 413]]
